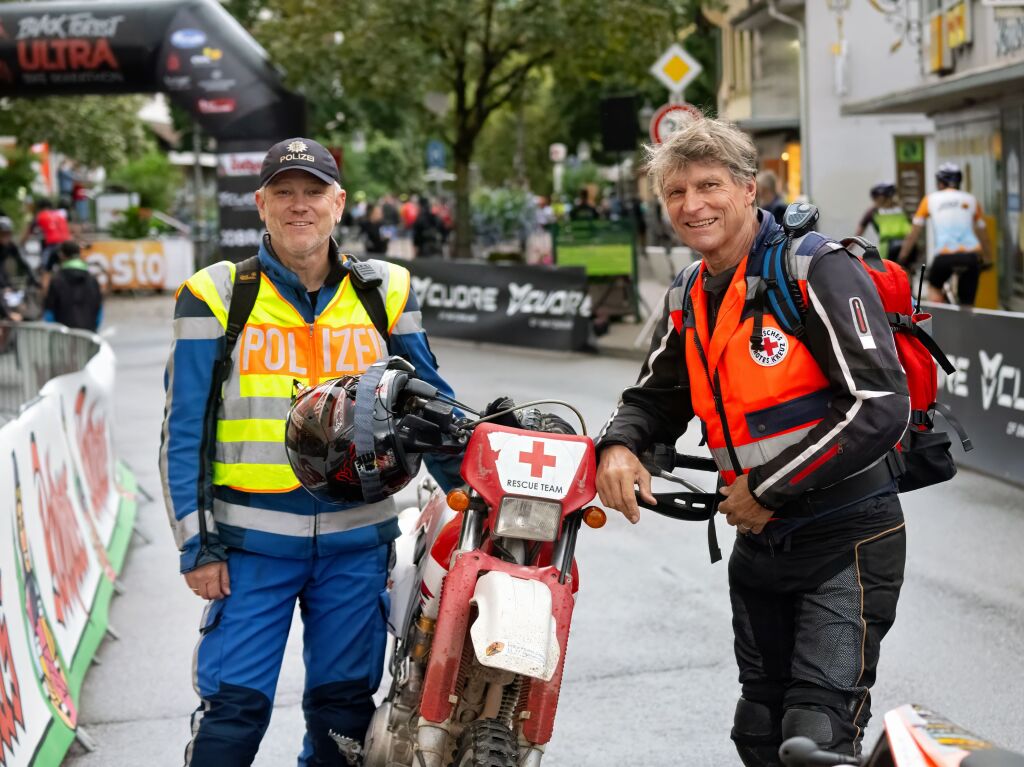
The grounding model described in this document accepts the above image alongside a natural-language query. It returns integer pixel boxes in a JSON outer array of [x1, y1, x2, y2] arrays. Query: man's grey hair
[[645, 117, 758, 197]]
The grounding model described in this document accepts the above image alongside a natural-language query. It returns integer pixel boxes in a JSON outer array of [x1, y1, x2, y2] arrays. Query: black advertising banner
[[216, 147, 264, 263], [930, 304, 1024, 487], [388, 259, 592, 352], [0, 0, 304, 140]]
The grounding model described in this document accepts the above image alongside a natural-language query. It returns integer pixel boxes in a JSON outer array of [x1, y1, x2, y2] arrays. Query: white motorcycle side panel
[[386, 505, 423, 636], [469, 571, 560, 681]]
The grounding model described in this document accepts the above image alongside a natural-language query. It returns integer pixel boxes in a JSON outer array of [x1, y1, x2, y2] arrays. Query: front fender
[[469, 571, 560, 681]]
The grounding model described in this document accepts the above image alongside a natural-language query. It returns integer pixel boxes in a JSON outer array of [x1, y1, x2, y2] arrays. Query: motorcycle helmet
[[0, 216, 13, 233], [285, 356, 423, 504], [869, 182, 896, 200], [935, 162, 962, 188]]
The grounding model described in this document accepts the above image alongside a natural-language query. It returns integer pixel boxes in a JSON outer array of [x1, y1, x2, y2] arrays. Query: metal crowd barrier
[[0, 321, 101, 422]]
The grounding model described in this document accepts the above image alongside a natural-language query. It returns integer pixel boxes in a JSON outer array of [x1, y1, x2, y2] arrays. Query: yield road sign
[[649, 102, 703, 144], [650, 43, 703, 94]]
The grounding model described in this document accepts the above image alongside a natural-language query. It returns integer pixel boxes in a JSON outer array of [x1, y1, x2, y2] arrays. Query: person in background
[[412, 195, 446, 258], [400, 193, 419, 235], [756, 170, 788, 226], [854, 182, 914, 262], [569, 188, 599, 221], [24, 198, 71, 293], [0, 216, 37, 286], [379, 193, 400, 242], [43, 241, 103, 331], [897, 162, 990, 306], [359, 203, 390, 254]]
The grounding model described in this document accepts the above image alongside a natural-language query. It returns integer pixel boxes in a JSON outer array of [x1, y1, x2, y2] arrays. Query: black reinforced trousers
[[728, 493, 906, 765]]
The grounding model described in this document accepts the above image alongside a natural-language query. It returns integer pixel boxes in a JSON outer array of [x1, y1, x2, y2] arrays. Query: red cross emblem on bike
[[519, 440, 557, 478]]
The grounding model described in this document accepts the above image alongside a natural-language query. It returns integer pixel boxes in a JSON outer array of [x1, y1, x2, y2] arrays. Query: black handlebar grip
[[778, 737, 861, 766]]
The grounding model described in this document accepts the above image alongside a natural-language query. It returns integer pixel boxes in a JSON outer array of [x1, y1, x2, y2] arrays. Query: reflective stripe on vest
[[183, 258, 411, 494], [684, 255, 830, 483]]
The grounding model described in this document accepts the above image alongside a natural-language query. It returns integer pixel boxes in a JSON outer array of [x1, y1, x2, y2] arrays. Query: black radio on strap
[[343, 257, 391, 349]]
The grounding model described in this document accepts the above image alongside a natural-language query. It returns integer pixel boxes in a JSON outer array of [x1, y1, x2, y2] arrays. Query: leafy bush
[[107, 151, 181, 211], [0, 148, 37, 231], [107, 207, 175, 240], [471, 187, 536, 247]]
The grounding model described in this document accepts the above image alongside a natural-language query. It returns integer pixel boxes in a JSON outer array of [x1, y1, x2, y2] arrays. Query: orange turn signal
[[447, 489, 471, 512], [582, 506, 607, 529]]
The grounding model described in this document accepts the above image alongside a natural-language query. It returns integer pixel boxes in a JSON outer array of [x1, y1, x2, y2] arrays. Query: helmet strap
[[353, 361, 389, 502]]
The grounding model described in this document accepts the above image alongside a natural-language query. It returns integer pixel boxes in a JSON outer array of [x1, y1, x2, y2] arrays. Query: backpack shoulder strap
[[224, 255, 261, 356], [759, 234, 805, 336], [197, 254, 260, 554], [343, 256, 391, 351], [679, 261, 701, 328], [840, 235, 884, 270]]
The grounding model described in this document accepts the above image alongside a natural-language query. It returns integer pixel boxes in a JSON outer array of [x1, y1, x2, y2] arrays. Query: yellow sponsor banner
[[82, 240, 168, 291]]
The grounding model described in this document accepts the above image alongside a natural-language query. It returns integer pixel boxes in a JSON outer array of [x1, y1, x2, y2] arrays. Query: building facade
[[844, 0, 1024, 311]]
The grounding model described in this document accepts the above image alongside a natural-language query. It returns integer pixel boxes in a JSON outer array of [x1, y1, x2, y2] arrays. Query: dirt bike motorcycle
[[357, 381, 604, 766], [779, 703, 1024, 767], [284, 356, 606, 767]]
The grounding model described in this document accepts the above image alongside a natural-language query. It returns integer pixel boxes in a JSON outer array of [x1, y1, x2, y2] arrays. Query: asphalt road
[[62, 294, 1024, 767]]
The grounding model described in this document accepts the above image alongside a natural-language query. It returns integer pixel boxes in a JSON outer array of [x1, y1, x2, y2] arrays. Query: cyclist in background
[[897, 163, 990, 305], [854, 181, 913, 261]]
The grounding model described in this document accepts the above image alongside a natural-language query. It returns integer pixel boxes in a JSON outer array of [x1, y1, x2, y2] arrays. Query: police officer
[[596, 119, 910, 765], [160, 138, 461, 766]]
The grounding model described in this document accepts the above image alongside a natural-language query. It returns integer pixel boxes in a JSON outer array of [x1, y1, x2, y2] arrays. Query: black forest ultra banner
[[386, 259, 592, 352]]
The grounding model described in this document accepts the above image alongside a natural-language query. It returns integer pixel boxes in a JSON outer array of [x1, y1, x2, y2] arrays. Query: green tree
[[0, 95, 154, 169], [0, 148, 38, 231], [340, 132, 424, 201], [249, 0, 699, 257]]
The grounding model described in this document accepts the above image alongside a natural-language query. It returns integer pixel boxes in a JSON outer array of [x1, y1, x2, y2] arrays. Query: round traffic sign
[[649, 102, 703, 145]]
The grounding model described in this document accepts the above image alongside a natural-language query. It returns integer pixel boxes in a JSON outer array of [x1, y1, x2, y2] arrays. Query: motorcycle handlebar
[[634, 444, 722, 523], [641, 443, 718, 474], [635, 490, 719, 522], [778, 737, 862, 766]]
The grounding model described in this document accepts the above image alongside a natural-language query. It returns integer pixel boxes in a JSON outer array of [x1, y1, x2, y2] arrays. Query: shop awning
[[735, 116, 799, 134], [842, 59, 1024, 116], [731, 0, 804, 31]]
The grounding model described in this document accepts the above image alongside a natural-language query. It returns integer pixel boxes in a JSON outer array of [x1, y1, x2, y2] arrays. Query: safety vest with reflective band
[[670, 238, 832, 485], [871, 207, 912, 259], [183, 258, 409, 494]]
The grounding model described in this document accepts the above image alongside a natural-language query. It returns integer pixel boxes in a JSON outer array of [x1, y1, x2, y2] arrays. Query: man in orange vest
[[596, 118, 910, 765]]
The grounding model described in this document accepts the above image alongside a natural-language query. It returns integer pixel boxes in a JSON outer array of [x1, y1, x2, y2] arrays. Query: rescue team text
[[239, 324, 385, 376]]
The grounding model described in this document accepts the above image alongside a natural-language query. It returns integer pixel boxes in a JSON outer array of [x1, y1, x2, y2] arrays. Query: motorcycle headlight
[[494, 496, 562, 542]]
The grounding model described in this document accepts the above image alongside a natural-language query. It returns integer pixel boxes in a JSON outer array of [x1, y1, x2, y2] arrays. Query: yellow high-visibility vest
[[182, 258, 410, 493]]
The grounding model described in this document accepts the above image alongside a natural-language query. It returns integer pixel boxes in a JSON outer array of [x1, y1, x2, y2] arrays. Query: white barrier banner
[[0, 444, 59, 766], [9, 403, 101, 679], [0, 326, 136, 764], [41, 346, 120, 553]]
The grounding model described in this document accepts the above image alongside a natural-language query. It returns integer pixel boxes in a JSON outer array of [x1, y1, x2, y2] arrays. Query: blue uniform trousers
[[184, 545, 390, 767]]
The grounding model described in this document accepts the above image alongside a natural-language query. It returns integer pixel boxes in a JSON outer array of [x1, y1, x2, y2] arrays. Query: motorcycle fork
[[419, 515, 580, 747]]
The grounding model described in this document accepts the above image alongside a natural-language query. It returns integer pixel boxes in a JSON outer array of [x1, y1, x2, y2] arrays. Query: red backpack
[[752, 226, 972, 493]]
